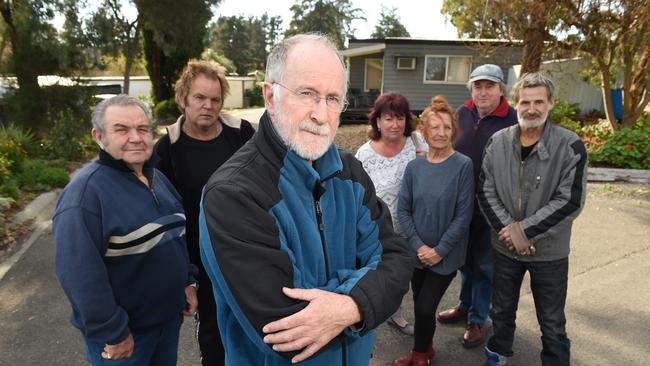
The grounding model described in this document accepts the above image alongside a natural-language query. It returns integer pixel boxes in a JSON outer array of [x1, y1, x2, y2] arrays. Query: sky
[[215, 0, 459, 40]]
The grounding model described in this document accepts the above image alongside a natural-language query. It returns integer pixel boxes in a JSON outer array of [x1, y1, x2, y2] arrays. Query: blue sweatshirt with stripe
[[53, 150, 195, 344]]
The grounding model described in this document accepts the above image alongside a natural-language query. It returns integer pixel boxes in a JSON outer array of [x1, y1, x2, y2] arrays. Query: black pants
[[487, 251, 570, 366], [411, 268, 456, 352], [196, 269, 225, 366]]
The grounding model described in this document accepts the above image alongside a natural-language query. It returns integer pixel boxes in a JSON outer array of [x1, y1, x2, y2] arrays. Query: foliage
[[0, 124, 37, 156], [208, 13, 282, 75], [153, 99, 180, 123], [201, 49, 237, 75], [551, 99, 581, 133], [285, 0, 365, 48], [589, 117, 650, 169], [579, 118, 613, 153], [441, 0, 650, 130], [136, 0, 221, 103], [0, 140, 26, 174], [0, 0, 64, 130], [244, 84, 264, 107], [15, 159, 69, 191], [40, 108, 91, 161], [85, 0, 142, 94], [371, 6, 410, 38]]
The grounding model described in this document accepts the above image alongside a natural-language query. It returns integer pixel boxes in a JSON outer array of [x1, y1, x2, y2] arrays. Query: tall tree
[[441, 0, 650, 129], [564, 0, 650, 129], [134, 0, 220, 103], [441, 0, 561, 74], [86, 0, 141, 94], [285, 0, 365, 48], [209, 13, 282, 75], [371, 6, 410, 39], [0, 0, 64, 129]]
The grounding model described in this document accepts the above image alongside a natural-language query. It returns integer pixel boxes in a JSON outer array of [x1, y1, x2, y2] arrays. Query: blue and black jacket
[[199, 112, 413, 365], [53, 150, 195, 345]]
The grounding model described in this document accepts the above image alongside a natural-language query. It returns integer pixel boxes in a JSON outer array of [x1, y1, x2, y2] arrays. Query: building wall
[[346, 42, 523, 111], [83, 76, 257, 109]]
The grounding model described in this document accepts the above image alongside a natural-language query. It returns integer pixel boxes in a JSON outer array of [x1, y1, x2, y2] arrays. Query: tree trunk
[[598, 60, 619, 131], [520, 1, 550, 74]]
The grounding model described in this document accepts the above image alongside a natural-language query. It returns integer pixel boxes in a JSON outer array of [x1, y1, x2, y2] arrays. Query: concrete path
[[0, 184, 648, 365]]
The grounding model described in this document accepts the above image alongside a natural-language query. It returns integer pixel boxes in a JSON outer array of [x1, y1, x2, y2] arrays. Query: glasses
[[274, 82, 348, 113]]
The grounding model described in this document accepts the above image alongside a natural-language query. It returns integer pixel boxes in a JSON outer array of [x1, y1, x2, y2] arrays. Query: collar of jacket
[[166, 113, 243, 144], [510, 119, 553, 160], [464, 96, 511, 118], [256, 110, 343, 185], [97, 148, 156, 180]]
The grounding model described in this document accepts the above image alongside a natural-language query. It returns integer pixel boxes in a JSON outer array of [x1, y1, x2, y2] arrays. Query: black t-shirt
[[521, 141, 538, 161], [154, 121, 254, 265]]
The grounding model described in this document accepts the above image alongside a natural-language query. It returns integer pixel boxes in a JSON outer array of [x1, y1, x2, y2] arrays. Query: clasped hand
[[262, 287, 361, 364], [416, 245, 442, 267]]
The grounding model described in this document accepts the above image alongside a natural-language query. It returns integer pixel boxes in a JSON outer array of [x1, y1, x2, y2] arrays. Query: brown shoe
[[393, 348, 434, 366], [462, 322, 487, 348], [437, 306, 468, 324]]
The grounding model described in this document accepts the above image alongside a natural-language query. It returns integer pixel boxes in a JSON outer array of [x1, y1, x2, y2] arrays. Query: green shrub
[[0, 195, 15, 237], [580, 118, 614, 153], [16, 159, 69, 192], [244, 83, 264, 107], [0, 124, 37, 156], [40, 108, 90, 161], [589, 119, 650, 169], [551, 99, 581, 133], [0, 140, 27, 174], [154, 99, 181, 123]]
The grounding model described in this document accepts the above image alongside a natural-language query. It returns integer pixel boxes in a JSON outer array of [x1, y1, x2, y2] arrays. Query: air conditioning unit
[[396, 57, 416, 70]]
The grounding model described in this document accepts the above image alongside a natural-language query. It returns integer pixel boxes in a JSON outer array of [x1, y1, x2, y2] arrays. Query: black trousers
[[411, 268, 456, 352], [196, 269, 225, 366], [487, 251, 570, 366]]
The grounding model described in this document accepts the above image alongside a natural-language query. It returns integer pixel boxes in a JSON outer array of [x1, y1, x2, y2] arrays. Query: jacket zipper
[[517, 160, 524, 219], [313, 185, 329, 274], [136, 171, 160, 208]]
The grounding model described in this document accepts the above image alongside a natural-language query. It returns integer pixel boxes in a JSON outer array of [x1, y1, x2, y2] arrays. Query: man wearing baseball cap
[[437, 64, 517, 348]]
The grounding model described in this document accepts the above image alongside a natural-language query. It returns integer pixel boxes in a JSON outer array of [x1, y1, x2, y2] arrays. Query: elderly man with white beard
[[476, 72, 588, 366], [197, 34, 413, 366]]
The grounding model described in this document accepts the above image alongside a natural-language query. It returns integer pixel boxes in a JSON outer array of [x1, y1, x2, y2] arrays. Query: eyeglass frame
[[272, 82, 349, 113]]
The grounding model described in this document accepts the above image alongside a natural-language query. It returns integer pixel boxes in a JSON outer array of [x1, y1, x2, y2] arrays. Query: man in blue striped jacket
[[199, 34, 413, 365], [54, 95, 197, 366], [477, 73, 588, 366]]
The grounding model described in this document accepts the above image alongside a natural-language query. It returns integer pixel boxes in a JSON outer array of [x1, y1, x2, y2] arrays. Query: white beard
[[273, 106, 337, 161], [518, 110, 548, 130]]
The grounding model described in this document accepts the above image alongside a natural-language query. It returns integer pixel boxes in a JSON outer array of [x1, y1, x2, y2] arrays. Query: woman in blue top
[[394, 96, 474, 366]]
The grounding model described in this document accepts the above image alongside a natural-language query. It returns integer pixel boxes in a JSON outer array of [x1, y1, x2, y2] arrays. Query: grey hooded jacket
[[477, 120, 588, 262]]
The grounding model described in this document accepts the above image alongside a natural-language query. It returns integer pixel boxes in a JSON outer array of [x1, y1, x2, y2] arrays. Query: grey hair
[[466, 80, 507, 95], [265, 33, 349, 101], [91, 94, 153, 133], [511, 72, 555, 104]]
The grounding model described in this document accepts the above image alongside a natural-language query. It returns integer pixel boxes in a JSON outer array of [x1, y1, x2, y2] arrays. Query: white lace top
[[355, 132, 428, 233]]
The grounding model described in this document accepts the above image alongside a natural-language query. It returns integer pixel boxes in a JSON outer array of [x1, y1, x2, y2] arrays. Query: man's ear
[[262, 82, 276, 115], [91, 129, 104, 149]]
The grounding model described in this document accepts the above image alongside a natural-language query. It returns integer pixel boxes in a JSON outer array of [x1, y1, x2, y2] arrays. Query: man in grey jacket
[[477, 72, 587, 366]]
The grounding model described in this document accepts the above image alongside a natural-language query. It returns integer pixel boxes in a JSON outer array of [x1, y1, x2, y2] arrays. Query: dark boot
[[394, 344, 436, 366], [411, 350, 432, 366]]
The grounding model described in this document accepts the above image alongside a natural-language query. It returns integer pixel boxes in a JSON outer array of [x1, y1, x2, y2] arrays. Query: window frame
[[364, 58, 384, 92], [422, 55, 472, 85]]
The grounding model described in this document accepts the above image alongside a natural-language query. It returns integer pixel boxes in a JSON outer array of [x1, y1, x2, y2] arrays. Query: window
[[365, 58, 383, 92], [423, 55, 472, 84]]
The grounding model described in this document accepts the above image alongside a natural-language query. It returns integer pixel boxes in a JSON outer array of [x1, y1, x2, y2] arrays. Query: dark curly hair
[[367, 92, 413, 141]]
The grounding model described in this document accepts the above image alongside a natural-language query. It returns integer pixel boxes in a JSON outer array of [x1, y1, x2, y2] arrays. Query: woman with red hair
[[355, 92, 426, 335]]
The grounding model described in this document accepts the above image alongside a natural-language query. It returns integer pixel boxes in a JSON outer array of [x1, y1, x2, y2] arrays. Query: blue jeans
[[458, 214, 493, 325], [84, 314, 182, 366], [487, 251, 570, 366]]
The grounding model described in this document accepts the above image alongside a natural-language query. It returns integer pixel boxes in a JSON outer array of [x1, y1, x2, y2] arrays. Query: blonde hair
[[175, 59, 230, 112]]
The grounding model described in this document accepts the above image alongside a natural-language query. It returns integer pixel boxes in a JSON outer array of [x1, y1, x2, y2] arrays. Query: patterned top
[[355, 132, 428, 232]]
